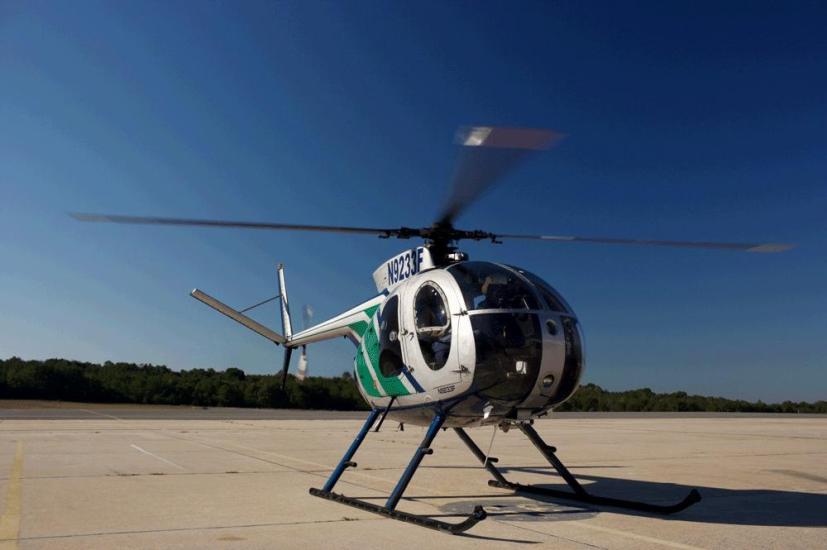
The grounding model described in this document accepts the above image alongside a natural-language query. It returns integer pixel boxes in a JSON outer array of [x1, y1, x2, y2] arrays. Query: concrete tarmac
[[0, 405, 824, 549]]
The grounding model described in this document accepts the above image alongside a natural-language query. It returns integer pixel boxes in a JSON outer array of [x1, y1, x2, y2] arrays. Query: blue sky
[[1, 1, 825, 402]]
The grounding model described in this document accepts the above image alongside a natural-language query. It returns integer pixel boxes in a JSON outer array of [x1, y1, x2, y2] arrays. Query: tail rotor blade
[[302, 304, 314, 329]]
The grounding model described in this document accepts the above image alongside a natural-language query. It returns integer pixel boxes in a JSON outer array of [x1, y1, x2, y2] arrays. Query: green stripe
[[355, 349, 382, 397], [361, 317, 409, 396], [364, 304, 379, 319], [348, 320, 369, 338], [354, 309, 383, 397]]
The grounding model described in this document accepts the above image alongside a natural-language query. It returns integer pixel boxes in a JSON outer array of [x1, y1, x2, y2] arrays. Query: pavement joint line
[[80, 409, 124, 421], [0, 469, 334, 481], [583, 427, 827, 441], [0, 441, 23, 550], [764, 470, 827, 483], [157, 431, 400, 498], [129, 444, 185, 470], [569, 522, 708, 550], [170, 432, 443, 495], [495, 520, 607, 549], [7, 516, 387, 542], [580, 450, 827, 463]]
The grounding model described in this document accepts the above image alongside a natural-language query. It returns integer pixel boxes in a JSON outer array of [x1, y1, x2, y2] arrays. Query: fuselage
[[348, 260, 584, 427], [194, 252, 586, 428]]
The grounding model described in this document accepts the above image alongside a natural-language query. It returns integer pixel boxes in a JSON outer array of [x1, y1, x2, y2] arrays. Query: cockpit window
[[448, 262, 540, 311], [414, 283, 451, 370], [378, 296, 403, 377], [510, 268, 571, 312]]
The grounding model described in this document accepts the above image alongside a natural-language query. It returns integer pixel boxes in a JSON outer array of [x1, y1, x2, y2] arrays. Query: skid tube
[[310, 410, 487, 534], [455, 422, 701, 515]]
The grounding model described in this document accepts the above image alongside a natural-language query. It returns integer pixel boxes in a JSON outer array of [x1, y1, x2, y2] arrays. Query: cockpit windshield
[[508, 267, 571, 313], [448, 262, 540, 310]]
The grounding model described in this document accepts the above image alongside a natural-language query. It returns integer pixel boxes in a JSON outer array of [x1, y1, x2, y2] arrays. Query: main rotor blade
[[71, 213, 403, 237], [437, 126, 564, 226], [496, 233, 794, 253]]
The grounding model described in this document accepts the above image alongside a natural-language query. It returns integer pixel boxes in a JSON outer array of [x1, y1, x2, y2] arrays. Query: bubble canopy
[[446, 261, 569, 313]]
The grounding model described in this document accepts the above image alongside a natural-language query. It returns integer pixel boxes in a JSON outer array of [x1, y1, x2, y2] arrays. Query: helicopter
[[73, 126, 793, 534]]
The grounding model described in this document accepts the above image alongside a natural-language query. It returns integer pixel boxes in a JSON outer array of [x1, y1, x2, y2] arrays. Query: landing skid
[[311, 413, 700, 535], [310, 488, 486, 534], [309, 409, 488, 535], [455, 422, 701, 515]]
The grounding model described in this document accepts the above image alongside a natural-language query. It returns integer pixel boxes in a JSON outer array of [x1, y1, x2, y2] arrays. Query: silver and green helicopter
[[73, 126, 792, 534]]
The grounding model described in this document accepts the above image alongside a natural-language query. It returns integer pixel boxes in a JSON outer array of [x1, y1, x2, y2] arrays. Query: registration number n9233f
[[387, 248, 424, 286], [372, 247, 434, 292]]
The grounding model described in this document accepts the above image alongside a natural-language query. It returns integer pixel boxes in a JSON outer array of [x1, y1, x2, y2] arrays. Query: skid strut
[[310, 412, 487, 534], [455, 423, 701, 515]]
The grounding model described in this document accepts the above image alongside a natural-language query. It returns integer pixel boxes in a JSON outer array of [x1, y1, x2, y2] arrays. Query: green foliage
[[0, 358, 823, 413], [0, 357, 369, 410], [557, 383, 827, 413]]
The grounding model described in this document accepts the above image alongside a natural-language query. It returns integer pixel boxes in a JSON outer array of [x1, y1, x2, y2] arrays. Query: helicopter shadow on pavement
[[343, 494, 584, 544], [567, 473, 827, 528], [411, 468, 827, 528]]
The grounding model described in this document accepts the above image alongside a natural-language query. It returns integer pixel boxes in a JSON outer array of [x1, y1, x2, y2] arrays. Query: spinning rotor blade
[[71, 213, 401, 237], [71, 213, 793, 253], [437, 127, 564, 226], [496, 233, 794, 253], [302, 304, 314, 329]]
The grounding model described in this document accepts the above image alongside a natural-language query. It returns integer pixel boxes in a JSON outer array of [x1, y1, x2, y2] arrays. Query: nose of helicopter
[[467, 310, 583, 419], [445, 261, 584, 419], [469, 312, 543, 402]]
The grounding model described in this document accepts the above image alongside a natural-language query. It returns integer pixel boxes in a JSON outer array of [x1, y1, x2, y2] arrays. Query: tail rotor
[[296, 305, 313, 382]]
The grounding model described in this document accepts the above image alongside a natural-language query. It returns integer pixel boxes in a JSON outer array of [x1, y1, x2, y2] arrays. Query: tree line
[[0, 357, 367, 410], [556, 383, 827, 413], [0, 357, 824, 413]]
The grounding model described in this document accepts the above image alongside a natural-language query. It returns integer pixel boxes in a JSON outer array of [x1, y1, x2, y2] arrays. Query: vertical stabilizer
[[277, 264, 293, 339]]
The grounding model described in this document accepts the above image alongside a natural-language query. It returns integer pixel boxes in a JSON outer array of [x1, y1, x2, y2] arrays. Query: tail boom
[[190, 289, 286, 345], [287, 295, 384, 348]]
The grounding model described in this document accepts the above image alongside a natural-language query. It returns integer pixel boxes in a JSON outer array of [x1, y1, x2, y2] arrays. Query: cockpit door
[[400, 271, 464, 391]]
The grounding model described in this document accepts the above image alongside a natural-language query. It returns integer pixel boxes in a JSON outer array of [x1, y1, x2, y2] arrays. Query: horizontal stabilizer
[[191, 289, 286, 345]]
